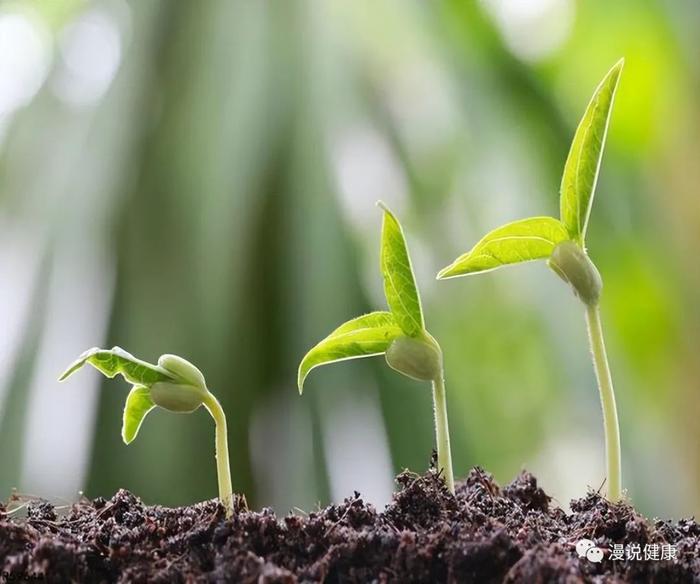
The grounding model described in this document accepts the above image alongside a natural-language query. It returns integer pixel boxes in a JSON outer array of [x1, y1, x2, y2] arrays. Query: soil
[[1, 467, 698, 583]]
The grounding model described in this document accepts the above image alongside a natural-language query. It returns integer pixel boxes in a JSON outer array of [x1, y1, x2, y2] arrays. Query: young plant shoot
[[59, 347, 235, 516], [437, 60, 624, 502], [298, 202, 455, 493]]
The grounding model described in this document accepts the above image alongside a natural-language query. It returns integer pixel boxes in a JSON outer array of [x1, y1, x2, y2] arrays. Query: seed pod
[[385, 334, 442, 382], [150, 381, 206, 413], [548, 241, 602, 306], [158, 354, 207, 389]]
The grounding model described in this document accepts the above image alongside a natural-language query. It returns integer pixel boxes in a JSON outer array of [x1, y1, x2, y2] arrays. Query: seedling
[[59, 347, 234, 516], [298, 202, 455, 493], [437, 60, 624, 502]]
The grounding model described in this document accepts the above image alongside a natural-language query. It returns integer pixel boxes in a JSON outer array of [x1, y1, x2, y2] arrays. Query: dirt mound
[[1, 468, 697, 582]]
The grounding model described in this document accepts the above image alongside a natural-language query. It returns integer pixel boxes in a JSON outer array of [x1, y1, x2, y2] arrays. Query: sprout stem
[[203, 392, 234, 516], [432, 373, 455, 494], [585, 304, 622, 502]]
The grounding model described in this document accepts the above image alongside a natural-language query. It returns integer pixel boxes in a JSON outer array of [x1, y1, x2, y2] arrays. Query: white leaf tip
[[436, 262, 466, 280], [436, 267, 450, 280], [605, 58, 625, 82]]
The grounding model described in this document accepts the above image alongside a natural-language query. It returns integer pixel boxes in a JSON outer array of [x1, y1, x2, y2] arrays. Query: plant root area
[[1, 468, 698, 583]]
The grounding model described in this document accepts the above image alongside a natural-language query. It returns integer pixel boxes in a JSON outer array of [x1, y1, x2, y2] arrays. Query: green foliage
[[298, 202, 455, 493], [298, 202, 438, 391], [297, 311, 403, 393], [560, 59, 624, 243], [59, 347, 172, 386], [378, 202, 425, 336], [437, 217, 569, 279], [60, 347, 208, 443], [437, 59, 623, 302], [122, 386, 155, 444]]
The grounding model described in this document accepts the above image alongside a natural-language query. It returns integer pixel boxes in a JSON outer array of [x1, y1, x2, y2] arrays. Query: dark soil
[[1, 467, 698, 583]]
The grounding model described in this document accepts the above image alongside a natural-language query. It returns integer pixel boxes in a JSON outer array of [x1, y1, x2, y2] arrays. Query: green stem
[[203, 392, 234, 516], [585, 304, 622, 502], [432, 373, 455, 494]]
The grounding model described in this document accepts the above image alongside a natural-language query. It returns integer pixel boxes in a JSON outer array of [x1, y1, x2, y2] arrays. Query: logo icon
[[576, 539, 604, 563]]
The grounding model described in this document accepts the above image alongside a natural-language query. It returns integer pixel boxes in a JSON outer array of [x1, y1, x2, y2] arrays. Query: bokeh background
[[1, 0, 698, 520]]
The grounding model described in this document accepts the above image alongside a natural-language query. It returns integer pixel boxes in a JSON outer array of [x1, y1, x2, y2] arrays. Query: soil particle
[[1, 468, 697, 583]]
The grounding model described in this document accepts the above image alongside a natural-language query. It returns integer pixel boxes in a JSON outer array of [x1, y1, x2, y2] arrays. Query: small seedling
[[59, 347, 234, 516], [437, 60, 624, 502], [298, 202, 455, 493]]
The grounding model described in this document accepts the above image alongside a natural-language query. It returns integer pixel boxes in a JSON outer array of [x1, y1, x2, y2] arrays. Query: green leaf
[[298, 311, 402, 393], [560, 59, 624, 243], [437, 217, 570, 279], [59, 346, 173, 386], [122, 385, 156, 444], [378, 202, 424, 336]]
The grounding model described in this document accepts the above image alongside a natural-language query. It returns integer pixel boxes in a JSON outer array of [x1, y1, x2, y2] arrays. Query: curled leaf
[[385, 333, 442, 382], [548, 241, 602, 306], [378, 202, 424, 337], [59, 346, 173, 386], [298, 311, 402, 393], [158, 354, 207, 389], [122, 385, 156, 444], [437, 217, 569, 279], [150, 381, 206, 413], [560, 59, 623, 243]]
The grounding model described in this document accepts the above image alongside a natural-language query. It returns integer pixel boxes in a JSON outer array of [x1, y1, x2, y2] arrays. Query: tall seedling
[[438, 60, 625, 501]]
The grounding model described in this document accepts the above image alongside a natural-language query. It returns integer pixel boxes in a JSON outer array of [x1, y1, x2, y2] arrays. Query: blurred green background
[[0, 0, 698, 520]]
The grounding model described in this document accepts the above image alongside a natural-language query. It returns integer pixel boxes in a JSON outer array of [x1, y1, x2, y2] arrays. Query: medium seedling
[[298, 202, 455, 493], [59, 347, 234, 516], [437, 60, 624, 501]]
